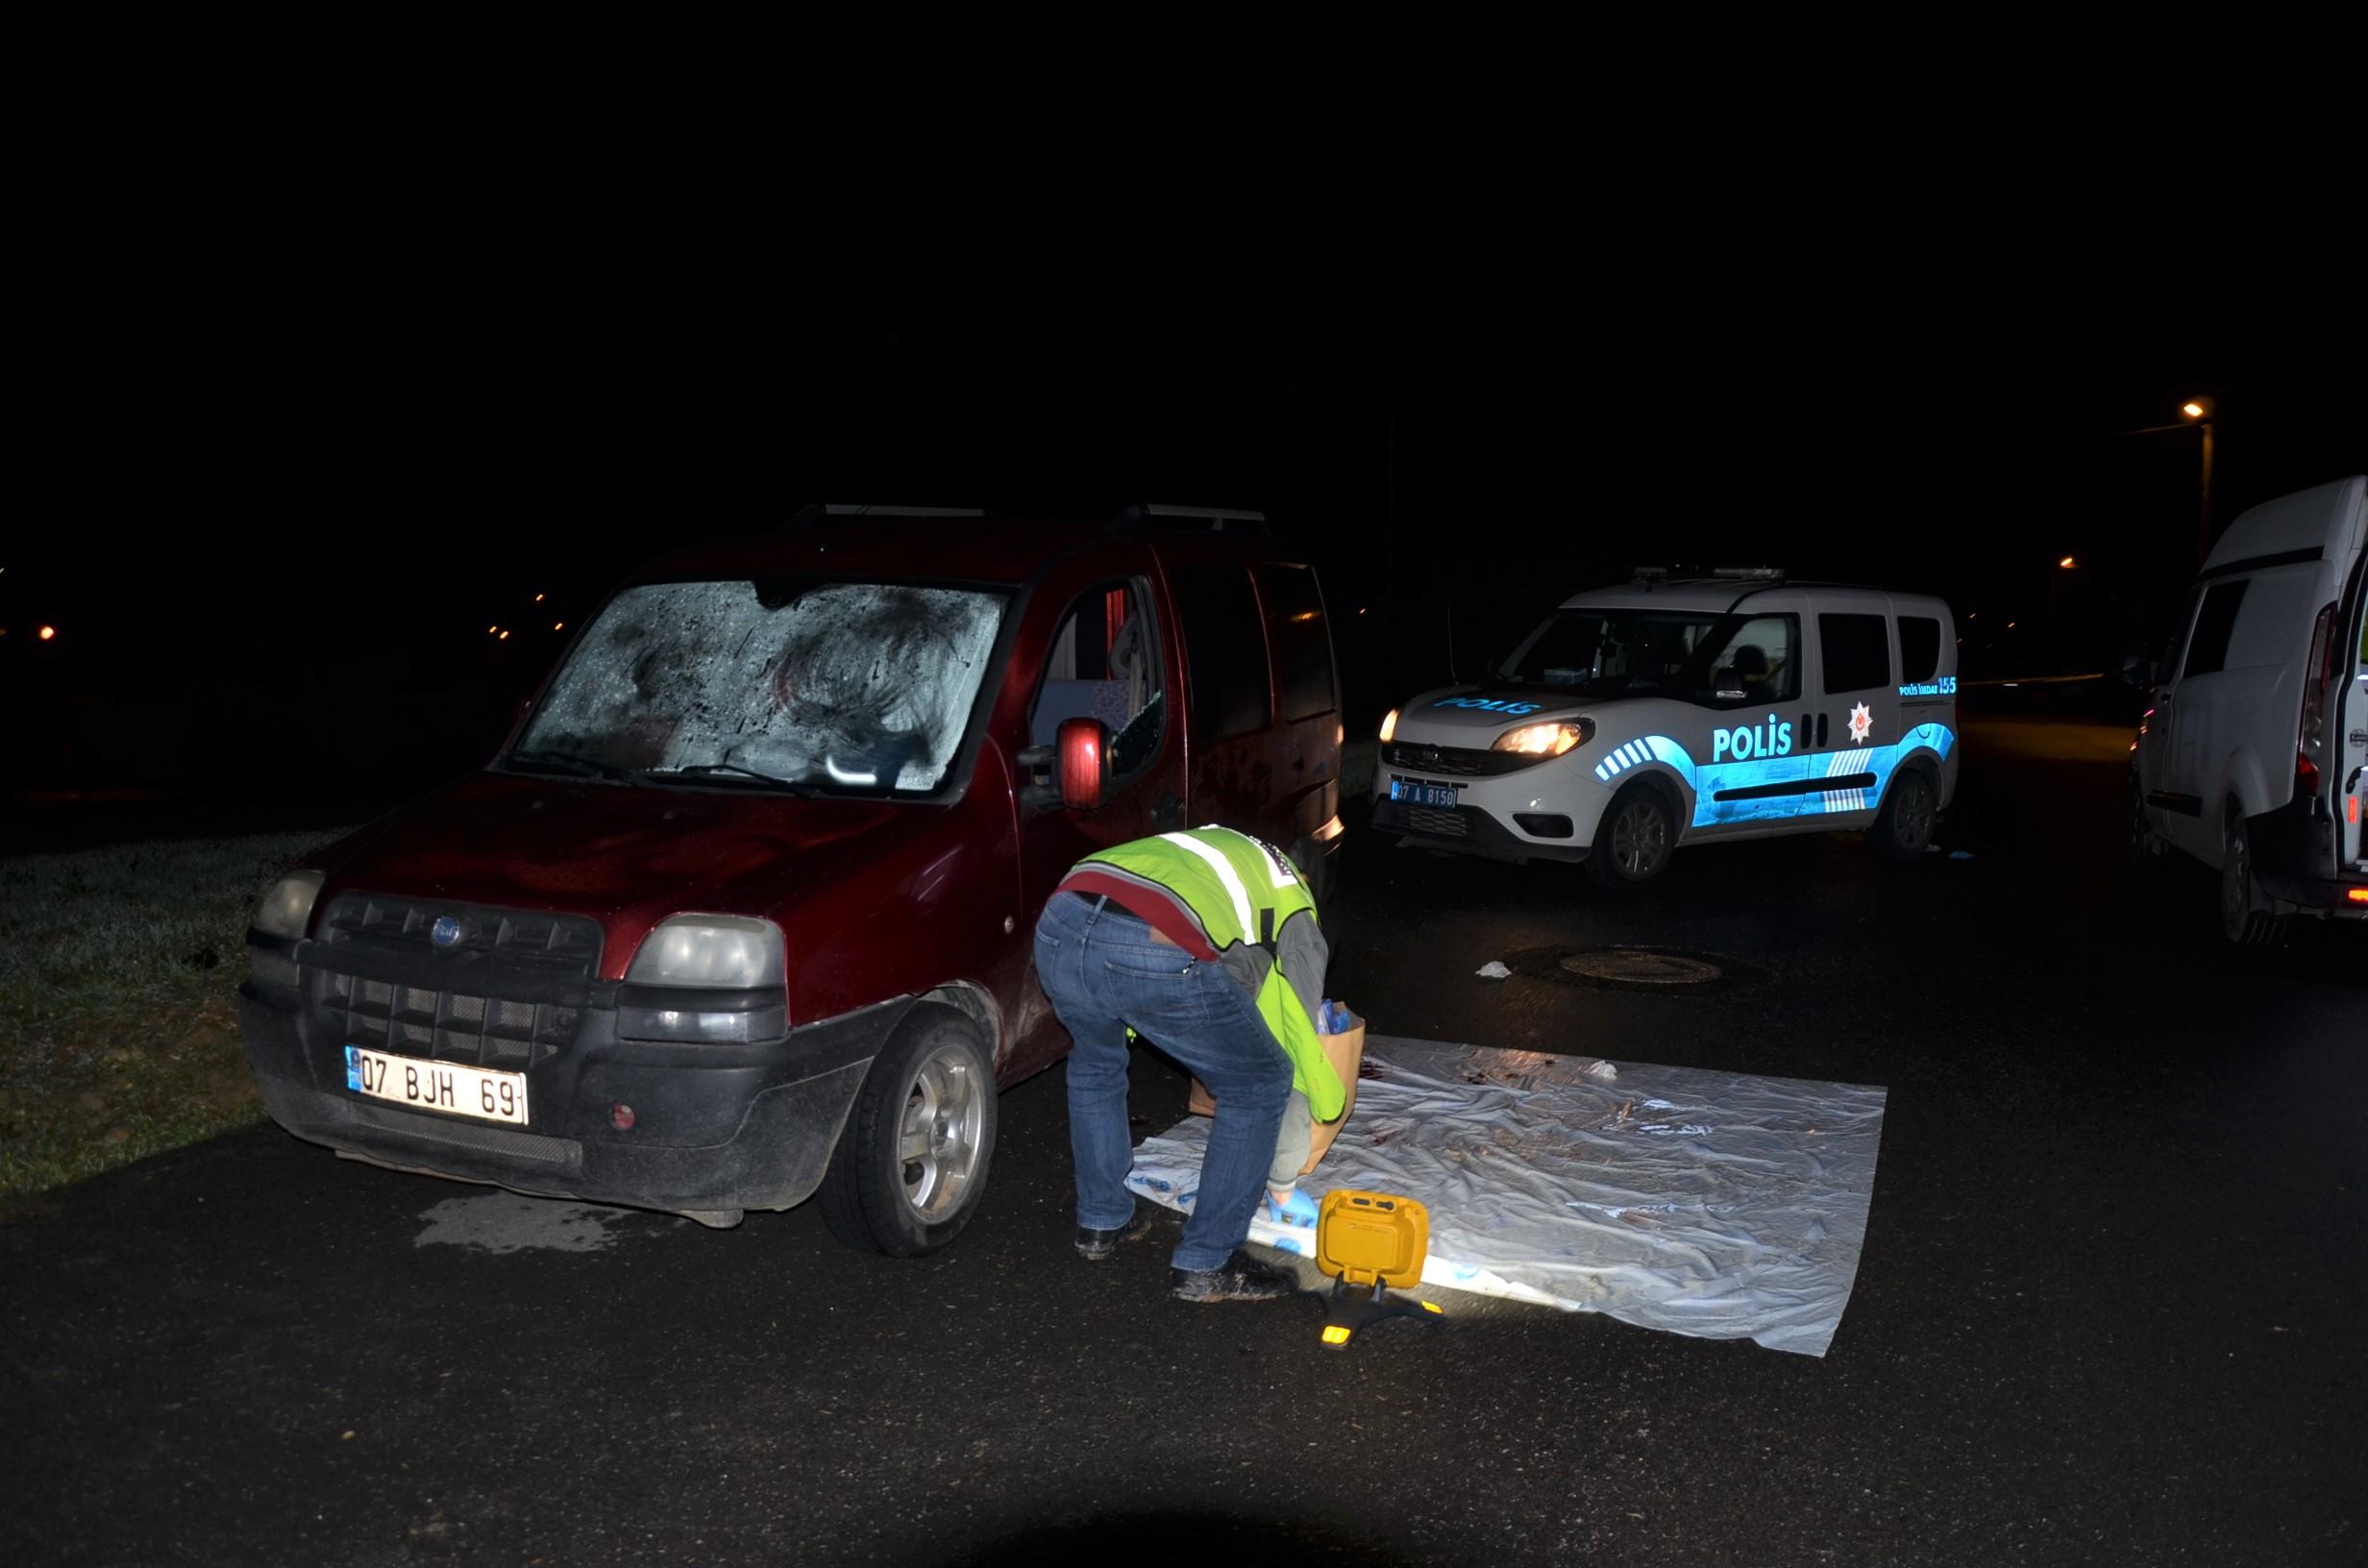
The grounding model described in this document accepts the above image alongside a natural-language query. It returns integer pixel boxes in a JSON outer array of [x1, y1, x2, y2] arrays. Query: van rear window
[[1899, 617, 1942, 684], [1172, 565, 1272, 744], [2183, 580, 2248, 678], [1259, 564, 1337, 721]]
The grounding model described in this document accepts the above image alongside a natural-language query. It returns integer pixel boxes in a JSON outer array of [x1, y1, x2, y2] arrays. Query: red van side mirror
[[1057, 718, 1107, 810]]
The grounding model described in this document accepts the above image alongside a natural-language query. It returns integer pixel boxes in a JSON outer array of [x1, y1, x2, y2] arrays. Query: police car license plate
[[1389, 776, 1461, 809], [346, 1045, 529, 1125]]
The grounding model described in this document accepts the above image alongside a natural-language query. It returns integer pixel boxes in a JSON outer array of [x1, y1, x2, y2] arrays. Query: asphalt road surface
[[8, 712, 2365, 1565]]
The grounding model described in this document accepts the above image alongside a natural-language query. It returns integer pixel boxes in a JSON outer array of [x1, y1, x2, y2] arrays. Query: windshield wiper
[[655, 762, 826, 796], [505, 748, 649, 785]]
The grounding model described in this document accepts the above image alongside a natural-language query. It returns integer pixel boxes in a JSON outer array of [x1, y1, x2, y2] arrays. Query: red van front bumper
[[238, 919, 910, 1223]]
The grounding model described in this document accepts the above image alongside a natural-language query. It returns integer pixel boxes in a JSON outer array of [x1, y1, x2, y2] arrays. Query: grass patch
[[0, 830, 349, 1201]]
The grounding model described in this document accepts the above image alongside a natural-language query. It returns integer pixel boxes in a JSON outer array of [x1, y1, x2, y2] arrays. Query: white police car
[[1372, 571, 1961, 887]]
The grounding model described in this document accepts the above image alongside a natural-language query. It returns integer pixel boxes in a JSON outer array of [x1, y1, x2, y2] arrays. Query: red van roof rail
[[1111, 502, 1271, 533], [785, 503, 986, 529]]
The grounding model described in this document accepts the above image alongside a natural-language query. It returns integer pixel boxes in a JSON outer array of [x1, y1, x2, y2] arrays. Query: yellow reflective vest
[[1074, 828, 1344, 1121]]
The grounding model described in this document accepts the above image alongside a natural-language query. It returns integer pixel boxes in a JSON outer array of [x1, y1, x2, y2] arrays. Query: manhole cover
[[1559, 950, 1724, 986], [1504, 944, 1767, 992]]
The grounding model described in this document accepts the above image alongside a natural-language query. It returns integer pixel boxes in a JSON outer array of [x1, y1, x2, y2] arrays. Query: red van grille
[[315, 973, 580, 1069], [307, 894, 602, 1068]]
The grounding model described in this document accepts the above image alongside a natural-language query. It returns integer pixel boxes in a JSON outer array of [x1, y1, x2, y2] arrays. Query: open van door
[[2334, 541, 2368, 874]]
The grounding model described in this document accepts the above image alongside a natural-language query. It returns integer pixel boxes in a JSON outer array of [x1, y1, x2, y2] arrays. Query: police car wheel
[[818, 1004, 998, 1257], [1872, 768, 1938, 862], [1585, 786, 1675, 889]]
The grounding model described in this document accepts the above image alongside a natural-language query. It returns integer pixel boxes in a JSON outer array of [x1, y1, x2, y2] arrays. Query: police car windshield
[[508, 578, 1007, 796], [1497, 608, 1732, 698]]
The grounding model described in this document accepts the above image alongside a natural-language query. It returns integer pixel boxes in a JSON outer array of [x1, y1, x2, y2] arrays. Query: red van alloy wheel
[[819, 1005, 999, 1257]]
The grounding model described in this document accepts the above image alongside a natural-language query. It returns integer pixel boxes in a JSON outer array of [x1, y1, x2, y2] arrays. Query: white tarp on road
[[1124, 1036, 1887, 1357]]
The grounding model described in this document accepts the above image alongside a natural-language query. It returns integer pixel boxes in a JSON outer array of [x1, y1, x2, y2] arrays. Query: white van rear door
[[2337, 543, 2368, 870]]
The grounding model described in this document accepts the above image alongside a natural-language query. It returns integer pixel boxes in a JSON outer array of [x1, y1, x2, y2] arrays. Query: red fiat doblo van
[[238, 506, 1344, 1255]]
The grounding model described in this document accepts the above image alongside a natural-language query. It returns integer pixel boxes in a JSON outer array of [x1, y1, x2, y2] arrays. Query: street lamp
[[2182, 397, 2215, 561], [2110, 399, 2218, 565]]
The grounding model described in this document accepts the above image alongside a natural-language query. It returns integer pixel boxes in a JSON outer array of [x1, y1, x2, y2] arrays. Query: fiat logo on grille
[[430, 915, 464, 949]]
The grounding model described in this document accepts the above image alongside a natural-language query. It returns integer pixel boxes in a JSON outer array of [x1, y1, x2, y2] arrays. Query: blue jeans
[[1033, 892, 1293, 1272]]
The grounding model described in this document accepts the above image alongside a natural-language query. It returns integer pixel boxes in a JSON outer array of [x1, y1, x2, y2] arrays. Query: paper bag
[[1186, 1015, 1366, 1176]]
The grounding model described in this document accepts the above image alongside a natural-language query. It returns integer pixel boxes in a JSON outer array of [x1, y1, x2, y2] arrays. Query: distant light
[[533, 593, 546, 603], [488, 625, 499, 635], [2059, 556, 2078, 569], [2181, 400, 2208, 420], [1288, 610, 1319, 623], [499, 630, 510, 641], [1358, 606, 1367, 615], [2007, 622, 2017, 628], [38, 625, 57, 641], [553, 622, 564, 631]]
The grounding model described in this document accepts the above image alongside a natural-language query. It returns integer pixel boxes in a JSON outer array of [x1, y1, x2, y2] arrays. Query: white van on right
[[2129, 474, 2368, 942]]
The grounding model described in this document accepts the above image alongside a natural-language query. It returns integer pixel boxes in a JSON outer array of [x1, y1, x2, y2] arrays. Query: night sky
[[11, 276, 2362, 805]]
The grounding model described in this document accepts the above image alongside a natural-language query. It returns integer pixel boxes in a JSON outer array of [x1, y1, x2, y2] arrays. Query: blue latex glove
[[1266, 1188, 1320, 1227]]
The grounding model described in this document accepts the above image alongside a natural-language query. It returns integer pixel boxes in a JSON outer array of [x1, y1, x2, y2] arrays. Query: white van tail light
[[2297, 601, 2336, 794]]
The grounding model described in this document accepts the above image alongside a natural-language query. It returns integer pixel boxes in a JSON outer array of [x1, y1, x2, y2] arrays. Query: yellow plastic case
[[1315, 1189, 1429, 1288]]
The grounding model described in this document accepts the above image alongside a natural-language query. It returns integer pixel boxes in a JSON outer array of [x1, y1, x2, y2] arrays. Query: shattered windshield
[[511, 579, 1007, 795]]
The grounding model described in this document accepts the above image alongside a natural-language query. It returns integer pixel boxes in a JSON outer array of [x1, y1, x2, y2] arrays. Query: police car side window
[[1031, 578, 1167, 783], [1819, 614, 1891, 695], [1899, 618, 1942, 684], [1696, 615, 1800, 708]]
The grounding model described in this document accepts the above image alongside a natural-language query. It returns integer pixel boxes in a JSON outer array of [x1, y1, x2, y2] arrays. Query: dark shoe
[[1171, 1249, 1299, 1303], [1074, 1204, 1155, 1261]]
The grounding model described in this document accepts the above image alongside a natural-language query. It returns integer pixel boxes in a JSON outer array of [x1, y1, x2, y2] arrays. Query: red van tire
[[818, 1005, 999, 1257]]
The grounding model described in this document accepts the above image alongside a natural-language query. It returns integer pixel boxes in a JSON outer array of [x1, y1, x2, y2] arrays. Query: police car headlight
[[1378, 708, 1399, 743], [1492, 719, 1593, 757], [627, 916, 784, 988]]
